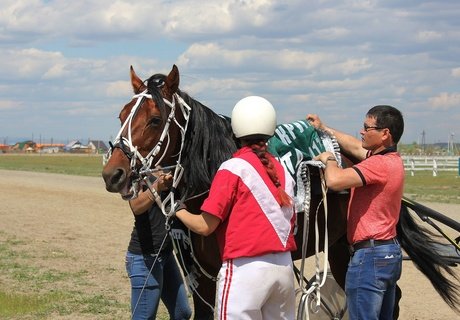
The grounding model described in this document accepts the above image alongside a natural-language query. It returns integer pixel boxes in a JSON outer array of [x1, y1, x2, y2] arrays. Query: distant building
[[0, 144, 10, 153], [64, 140, 82, 152], [36, 143, 65, 153], [88, 140, 109, 154], [11, 140, 36, 152]]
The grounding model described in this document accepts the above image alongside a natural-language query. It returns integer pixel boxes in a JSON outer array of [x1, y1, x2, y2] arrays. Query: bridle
[[104, 87, 192, 221]]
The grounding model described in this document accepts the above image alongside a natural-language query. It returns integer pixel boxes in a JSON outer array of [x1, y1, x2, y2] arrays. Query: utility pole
[[421, 130, 426, 154], [447, 132, 456, 156]]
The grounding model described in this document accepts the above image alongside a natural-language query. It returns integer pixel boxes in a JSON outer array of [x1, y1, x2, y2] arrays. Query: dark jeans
[[126, 250, 192, 320], [345, 243, 402, 320]]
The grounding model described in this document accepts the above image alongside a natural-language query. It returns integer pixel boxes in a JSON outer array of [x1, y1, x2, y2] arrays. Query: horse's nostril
[[103, 168, 127, 192], [111, 169, 124, 185]]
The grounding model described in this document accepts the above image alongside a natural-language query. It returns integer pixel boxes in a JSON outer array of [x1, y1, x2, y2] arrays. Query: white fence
[[402, 156, 459, 176]]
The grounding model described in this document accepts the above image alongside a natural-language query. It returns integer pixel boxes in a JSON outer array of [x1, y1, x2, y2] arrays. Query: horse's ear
[[165, 64, 179, 94], [130, 66, 145, 94]]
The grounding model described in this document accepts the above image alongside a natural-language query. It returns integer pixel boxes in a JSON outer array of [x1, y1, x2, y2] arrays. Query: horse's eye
[[148, 117, 162, 127]]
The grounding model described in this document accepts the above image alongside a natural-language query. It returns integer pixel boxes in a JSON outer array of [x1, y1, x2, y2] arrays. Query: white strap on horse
[[296, 131, 341, 320], [106, 90, 192, 220]]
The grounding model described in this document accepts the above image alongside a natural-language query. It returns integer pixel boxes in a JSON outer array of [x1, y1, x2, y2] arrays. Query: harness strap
[[296, 131, 340, 320]]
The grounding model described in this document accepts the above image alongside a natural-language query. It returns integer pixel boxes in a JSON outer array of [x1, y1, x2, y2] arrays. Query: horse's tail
[[397, 204, 460, 312]]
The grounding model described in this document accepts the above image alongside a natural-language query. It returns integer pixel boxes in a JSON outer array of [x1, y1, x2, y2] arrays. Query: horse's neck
[[179, 95, 236, 199]]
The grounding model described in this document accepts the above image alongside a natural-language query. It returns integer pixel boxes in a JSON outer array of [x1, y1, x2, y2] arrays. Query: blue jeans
[[345, 243, 402, 320], [125, 251, 192, 320]]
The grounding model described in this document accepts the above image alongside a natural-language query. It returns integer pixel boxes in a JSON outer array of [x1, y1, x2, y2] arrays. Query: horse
[[102, 65, 459, 319]]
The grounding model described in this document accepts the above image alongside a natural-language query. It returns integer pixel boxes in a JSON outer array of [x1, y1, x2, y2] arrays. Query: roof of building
[[88, 140, 109, 151]]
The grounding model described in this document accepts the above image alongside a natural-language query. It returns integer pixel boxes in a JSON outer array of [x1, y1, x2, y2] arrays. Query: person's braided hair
[[247, 140, 292, 207]]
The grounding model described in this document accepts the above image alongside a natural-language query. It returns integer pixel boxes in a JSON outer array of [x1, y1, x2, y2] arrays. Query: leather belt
[[349, 238, 398, 255]]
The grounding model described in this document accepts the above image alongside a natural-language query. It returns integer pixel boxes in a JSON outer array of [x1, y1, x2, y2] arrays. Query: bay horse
[[102, 65, 459, 319]]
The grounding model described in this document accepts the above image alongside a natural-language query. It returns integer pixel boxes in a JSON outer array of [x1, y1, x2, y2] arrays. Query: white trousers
[[217, 251, 295, 320]]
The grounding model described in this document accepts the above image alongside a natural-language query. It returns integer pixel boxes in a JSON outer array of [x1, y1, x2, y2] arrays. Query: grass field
[[0, 154, 105, 177], [1, 153, 459, 204]]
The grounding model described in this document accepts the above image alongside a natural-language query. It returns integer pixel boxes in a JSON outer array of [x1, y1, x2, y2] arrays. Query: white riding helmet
[[231, 96, 277, 139]]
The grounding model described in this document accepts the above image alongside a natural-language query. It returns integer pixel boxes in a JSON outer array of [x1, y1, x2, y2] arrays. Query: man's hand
[[314, 152, 336, 165], [306, 113, 324, 131]]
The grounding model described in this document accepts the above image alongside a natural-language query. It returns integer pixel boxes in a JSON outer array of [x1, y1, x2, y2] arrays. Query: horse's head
[[102, 65, 190, 200]]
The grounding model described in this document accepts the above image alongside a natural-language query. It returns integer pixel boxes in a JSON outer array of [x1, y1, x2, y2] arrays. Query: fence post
[[410, 159, 415, 176], [432, 159, 438, 177], [458, 158, 460, 176]]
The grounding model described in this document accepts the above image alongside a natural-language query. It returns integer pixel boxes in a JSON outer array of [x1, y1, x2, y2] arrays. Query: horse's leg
[[191, 277, 215, 320], [190, 233, 220, 320]]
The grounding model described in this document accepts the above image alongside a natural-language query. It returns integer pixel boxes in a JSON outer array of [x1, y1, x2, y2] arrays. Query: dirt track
[[0, 169, 459, 319]]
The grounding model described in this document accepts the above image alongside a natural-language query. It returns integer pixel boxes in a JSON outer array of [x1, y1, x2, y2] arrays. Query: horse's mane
[[179, 91, 237, 198], [146, 73, 237, 199]]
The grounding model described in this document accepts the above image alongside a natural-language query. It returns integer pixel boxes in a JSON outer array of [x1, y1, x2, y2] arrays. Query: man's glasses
[[363, 124, 384, 132]]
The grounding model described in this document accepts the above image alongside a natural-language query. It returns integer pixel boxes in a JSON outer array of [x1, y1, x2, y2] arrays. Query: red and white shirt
[[201, 146, 297, 261]]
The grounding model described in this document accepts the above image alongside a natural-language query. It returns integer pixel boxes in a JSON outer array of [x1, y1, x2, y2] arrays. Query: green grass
[[0, 154, 104, 177], [0, 290, 62, 318], [404, 170, 460, 204], [0, 232, 128, 319]]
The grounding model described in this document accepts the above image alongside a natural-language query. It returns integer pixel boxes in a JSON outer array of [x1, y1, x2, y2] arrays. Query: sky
[[1, 0, 459, 146]]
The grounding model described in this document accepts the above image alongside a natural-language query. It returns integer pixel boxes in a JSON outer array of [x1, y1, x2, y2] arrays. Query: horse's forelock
[[146, 73, 168, 120]]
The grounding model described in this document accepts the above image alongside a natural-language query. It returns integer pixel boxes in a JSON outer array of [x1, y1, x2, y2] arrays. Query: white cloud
[[164, 2, 233, 35], [0, 100, 21, 110], [393, 86, 407, 96], [416, 30, 443, 42], [428, 92, 460, 110], [331, 58, 372, 75], [42, 63, 69, 79], [452, 68, 460, 78], [312, 27, 350, 40], [106, 81, 131, 97], [413, 86, 433, 95], [178, 43, 336, 72], [0, 1, 65, 37], [349, 0, 378, 10], [0, 48, 64, 78]]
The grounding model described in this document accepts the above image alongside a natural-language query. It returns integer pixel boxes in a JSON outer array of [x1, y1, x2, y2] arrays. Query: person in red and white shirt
[[176, 96, 297, 320]]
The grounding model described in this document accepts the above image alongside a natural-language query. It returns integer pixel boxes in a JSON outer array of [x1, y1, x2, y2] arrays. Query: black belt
[[349, 238, 398, 255]]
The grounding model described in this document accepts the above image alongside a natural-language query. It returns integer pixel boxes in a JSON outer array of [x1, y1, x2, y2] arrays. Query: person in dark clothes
[[126, 172, 191, 320]]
